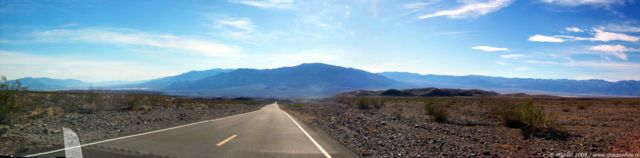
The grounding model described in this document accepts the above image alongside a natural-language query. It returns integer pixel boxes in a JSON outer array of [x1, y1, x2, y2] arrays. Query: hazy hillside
[[165, 63, 401, 97], [380, 72, 640, 97], [129, 68, 234, 89], [9, 77, 88, 90], [9, 77, 146, 91]]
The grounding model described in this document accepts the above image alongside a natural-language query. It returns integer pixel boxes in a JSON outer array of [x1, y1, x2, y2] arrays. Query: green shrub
[[288, 104, 304, 108], [424, 100, 448, 123], [496, 100, 555, 129], [357, 97, 371, 110], [0, 76, 23, 124], [124, 94, 144, 110]]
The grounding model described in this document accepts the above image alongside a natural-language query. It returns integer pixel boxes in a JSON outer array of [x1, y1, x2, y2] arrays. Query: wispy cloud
[[216, 17, 255, 31], [228, 0, 296, 10], [528, 34, 565, 43], [540, 0, 627, 7], [515, 67, 531, 71], [210, 16, 284, 41], [0, 51, 174, 82], [605, 23, 640, 33], [472, 45, 509, 52], [215, 17, 258, 39], [588, 44, 637, 60], [565, 26, 583, 32], [529, 28, 639, 43], [526, 59, 640, 70], [419, 0, 512, 19], [24, 28, 239, 56], [500, 53, 527, 59], [587, 28, 639, 42], [402, 1, 440, 10]]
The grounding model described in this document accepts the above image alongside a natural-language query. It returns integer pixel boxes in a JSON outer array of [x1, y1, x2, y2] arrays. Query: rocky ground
[[282, 97, 640, 157], [0, 92, 266, 156]]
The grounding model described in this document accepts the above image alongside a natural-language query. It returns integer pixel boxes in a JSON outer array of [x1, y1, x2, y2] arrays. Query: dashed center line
[[216, 134, 238, 147]]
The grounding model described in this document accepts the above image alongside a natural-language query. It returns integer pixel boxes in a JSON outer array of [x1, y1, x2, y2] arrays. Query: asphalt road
[[27, 103, 358, 158]]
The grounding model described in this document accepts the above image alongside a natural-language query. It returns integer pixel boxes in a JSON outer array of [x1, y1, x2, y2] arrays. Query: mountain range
[[7, 63, 640, 97]]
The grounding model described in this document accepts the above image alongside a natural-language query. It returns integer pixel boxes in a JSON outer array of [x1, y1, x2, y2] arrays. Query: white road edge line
[[281, 104, 333, 158], [216, 134, 238, 147], [25, 110, 257, 157]]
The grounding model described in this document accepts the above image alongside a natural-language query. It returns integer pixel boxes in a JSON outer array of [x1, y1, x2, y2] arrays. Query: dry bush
[[0, 76, 24, 124], [357, 97, 371, 110], [288, 104, 304, 109], [424, 100, 448, 123], [496, 100, 556, 129]]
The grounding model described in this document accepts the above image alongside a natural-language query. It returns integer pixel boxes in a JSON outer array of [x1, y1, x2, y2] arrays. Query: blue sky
[[1, 0, 639, 82]]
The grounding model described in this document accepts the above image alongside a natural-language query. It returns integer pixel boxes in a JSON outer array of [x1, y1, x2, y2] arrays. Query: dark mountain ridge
[[341, 88, 500, 97], [379, 72, 640, 97], [165, 63, 401, 97]]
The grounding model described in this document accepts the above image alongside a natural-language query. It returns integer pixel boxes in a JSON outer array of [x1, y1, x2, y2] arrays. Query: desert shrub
[[123, 94, 144, 110], [577, 105, 587, 110], [85, 90, 100, 105], [424, 100, 448, 123], [288, 104, 304, 109], [392, 107, 404, 119], [78, 103, 99, 114], [45, 107, 64, 117], [131, 104, 152, 111], [373, 99, 383, 109], [0, 76, 24, 124], [357, 97, 371, 110], [496, 100, 555, 129]]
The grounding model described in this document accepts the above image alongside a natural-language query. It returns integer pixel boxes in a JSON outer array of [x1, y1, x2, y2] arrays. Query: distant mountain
[[9, 77, 89, 90], [165, 63, 401, 97], [11, 64, 639, 97], [341, 88, 499, 97], [129, 68, 233, 89], [379, 72, 640, 97], [9, 77, 144, 90]]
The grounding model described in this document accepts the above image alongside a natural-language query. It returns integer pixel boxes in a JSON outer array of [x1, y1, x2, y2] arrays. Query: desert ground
[[0, 91, 268, 156], [282, 96, 640, 157]]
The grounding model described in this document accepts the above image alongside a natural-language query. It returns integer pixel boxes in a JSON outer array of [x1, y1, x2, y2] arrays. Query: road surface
[[26, 103, 358, 158]]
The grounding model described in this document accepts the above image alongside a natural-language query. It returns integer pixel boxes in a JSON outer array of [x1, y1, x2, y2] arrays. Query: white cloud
[[494, 61, 510, 66], [565, 26, 583, 32], [27, 28, 239, 57], [588, 44, 635, 60], [472, 45, 509, 52], [526, 59, 640, 73], [214, 17, 266, 39], [500, 53, 526, 59], [216, 17, 255, 31], [419, 0, 512, 19], [528, 34, 565, 43], [402, 1, 439, 10], [530, 28, 639, 43], [228, 0, 295, 10], [606, 23, 640, 33], [589, 28, 639, 42], [515, 67, 531, 71], [0, 51, 176, 82], [540, 0, 625, 7]]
